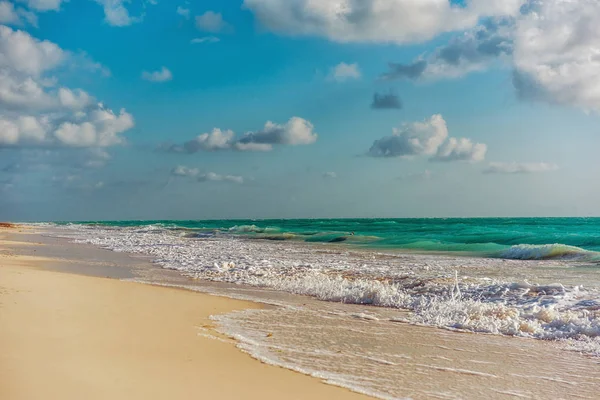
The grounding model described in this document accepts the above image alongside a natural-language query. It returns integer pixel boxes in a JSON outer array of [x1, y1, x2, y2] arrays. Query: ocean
[[64, 217, 600, 259], [44, 218, 600, 399]]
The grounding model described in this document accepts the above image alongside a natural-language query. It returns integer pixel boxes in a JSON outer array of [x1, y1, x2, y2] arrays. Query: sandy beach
[[0, 227, 370, 400], [4, 225, 600, 400]]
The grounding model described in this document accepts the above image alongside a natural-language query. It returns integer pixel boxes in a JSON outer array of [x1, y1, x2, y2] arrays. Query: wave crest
[[500, 244, 593, 260]]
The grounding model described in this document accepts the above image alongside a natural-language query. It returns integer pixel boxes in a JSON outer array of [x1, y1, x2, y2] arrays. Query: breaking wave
[[499, 244, 596, 260]]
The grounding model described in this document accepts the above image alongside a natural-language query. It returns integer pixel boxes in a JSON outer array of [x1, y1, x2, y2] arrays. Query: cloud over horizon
[[329, 62, 361, 82], [368, 114, 487, 163], [195, 11, 233, 34], [171, 165, 244, 184], [0, 25, 134, 149], [141, 66, 172, 82], [166, 117, 318, 154], [484, 162, 559, 174]]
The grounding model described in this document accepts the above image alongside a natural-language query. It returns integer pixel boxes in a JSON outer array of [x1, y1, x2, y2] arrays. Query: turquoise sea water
[[64, 218, 600, 260]]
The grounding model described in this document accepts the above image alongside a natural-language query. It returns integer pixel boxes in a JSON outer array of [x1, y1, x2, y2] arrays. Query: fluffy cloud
[[484, 162, 559, 174], [53, 107, 134, 147], [18, 0, 64, 12], [371, 92, 402, 109], [171, 165, 200, 177], [0, 25, 65, 76], [329, 62, 361, 82], [368, 114, 486, 162], [0, 106, 134, 147], [368, 114, 448, 157], [0, 2, 37, 27], [243, 0, 523, 44], [432, 137, 487, 162], [381, 20, 513, 81], [512, 0, 600, 111], [237, 117, 318, 148], [195, 11, 232, 33], [191, 36, 220, 44], [141, 66, 173, 82], [376, 1, 600, 112], [182, 128, 236, 152], [168, 117, 318, 154], [0, 26, 134, 149], [95, 0, 142, 27], [198, 172, 243, 184], [0, 2, 19, 24], [171, 166, 244, 184], [176, 6, 190, 19]]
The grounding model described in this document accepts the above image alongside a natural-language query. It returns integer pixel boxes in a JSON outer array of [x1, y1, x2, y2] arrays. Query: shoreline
[[0, 227, 371, 400], [5, 225, 600, 399]]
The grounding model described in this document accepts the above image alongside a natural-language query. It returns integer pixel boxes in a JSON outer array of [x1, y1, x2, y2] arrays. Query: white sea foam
[[52, 224, 600, 354]]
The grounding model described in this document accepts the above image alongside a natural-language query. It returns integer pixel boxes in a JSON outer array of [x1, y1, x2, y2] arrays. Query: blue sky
[[1, 0, 600, 221]]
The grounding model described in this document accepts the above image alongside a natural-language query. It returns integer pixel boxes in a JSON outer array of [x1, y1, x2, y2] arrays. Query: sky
[[1, 0, 600, 221]]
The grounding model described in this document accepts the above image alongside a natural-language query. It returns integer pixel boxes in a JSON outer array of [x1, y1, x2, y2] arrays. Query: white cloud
[[171, 166, 244, 184], [243, 0, 524, 44], [0, 25, 65, 76], [95, 0, 142, 27], [0, 70, 55, 110], [239, 117, 317, 147], [141, 66, 173, 82], [167, 117, 318, 153], [0, 115, 47, 145], [0, 26, 134, 147], [432, 137, 487, 163], [233, 141, 272, 152], [382, 20, 513, 81], [329, 62, 361, 82], [53, 106, 134, 147], [0, 2, 20, 25], [58, 87, 93, 110], [484, 162, 559, 174], [171, 165, 200, 177], [183, 128, 236, 152], [368, 114, 486, 163], [18, 0, 65, 12], [368, 114, 449, 157], [198, 172, 243, 184], [0, 26, 132, 151], [191, 36, 220, 44], [176, 6, 190, 19], [375, 1, 600, 112], [195, 11, 232, 33], [512, 0, 600, 111], [84, 148, 111, 168]]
